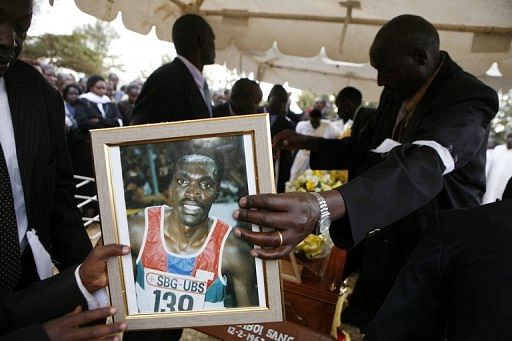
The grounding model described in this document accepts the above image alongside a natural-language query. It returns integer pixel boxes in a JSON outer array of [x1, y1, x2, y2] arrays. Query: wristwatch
[[310, 192, 331, 235]]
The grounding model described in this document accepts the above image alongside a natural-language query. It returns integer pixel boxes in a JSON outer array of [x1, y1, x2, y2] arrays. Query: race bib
[[145, 269, 208, 312]]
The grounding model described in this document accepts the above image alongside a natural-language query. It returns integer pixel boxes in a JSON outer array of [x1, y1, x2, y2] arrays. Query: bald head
[[370, 15, 441, 99], [373, 15, 439, 56], [230, 78, 262, 115], [172, 14, 215, 68]]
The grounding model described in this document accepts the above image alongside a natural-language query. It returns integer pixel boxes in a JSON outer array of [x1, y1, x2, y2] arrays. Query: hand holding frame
[[233, 191, 346, 259]]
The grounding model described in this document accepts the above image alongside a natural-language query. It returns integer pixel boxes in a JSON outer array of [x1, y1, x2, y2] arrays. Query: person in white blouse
[[289, 109, 341, 181]]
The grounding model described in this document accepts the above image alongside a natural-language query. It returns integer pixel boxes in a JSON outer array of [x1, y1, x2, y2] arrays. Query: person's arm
[[332, 96, 496, 248], [273, 129, 359, 170], [47, 89, 92, 269], [74, 101, 104, 131], [234, 91, 497, 259], [272, 129, 320, 159], [234, 190, 345, 259], [99, 103, 123, 127], [0, 267, 85, 333], [127, 212, 145, 270], [2, 307, 127, 341], [0, 244, 129, 334], [222, 232, 258, 306], [1, 324, 49, 341]]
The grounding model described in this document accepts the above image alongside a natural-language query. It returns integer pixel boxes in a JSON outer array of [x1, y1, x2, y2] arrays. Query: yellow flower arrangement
[[285, 169, 347, 193], [285, 169, 348, 259]]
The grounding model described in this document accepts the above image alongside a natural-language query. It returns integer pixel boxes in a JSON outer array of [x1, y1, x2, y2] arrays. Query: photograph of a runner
[[120, 136, 260, 313]]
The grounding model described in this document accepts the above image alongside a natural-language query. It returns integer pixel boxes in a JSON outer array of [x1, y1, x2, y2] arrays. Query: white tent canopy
[[216, 41, 382, 100], [72, 0, 512, 100]]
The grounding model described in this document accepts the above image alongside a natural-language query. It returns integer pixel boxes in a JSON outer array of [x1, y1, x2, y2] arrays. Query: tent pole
[[338, 1, 361, 53], [200, 9, 512, 35]]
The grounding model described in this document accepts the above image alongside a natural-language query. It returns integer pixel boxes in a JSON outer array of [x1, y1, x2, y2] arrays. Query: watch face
[[319, 217, 331, 234]]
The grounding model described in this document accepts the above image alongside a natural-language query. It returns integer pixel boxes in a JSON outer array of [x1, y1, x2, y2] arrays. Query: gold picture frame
[[90, 114, 283, 330]]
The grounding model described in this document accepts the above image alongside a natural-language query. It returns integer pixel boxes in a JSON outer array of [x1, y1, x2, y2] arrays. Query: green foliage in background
[[23, 20, 120, 75], [23, 32, 102, 74]]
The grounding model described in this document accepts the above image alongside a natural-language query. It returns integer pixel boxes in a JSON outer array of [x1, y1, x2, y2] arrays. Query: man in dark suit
[[326, 87, 378, 180], [212, 78, 262, 117], [232, 14, 498, 332], [0, 0, 91, 291], [265, 85, 295, 193], [0, 1, 130, 339], [366, 198, 512, 340], [131, 14, 215, 124]]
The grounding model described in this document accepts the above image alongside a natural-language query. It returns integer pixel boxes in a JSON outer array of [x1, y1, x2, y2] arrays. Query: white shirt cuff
[[74, 265, 109, 310]]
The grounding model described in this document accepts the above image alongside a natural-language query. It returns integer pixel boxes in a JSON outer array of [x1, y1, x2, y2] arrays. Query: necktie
[[0, 144, 21, 291], [203, 81, 212, 117], [392, 104, 410, 140]]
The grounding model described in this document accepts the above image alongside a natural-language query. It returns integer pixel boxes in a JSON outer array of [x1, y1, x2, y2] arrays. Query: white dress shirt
[[0, 77, 30, 251], [176, 55, 212, 113]]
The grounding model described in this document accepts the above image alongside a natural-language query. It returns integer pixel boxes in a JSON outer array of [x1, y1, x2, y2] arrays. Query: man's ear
[[412, 48, 428, 66], [198, 33, 207, 49]]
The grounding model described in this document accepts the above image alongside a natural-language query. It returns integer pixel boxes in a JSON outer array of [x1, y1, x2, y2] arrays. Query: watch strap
[[310, 192, 330, 234]]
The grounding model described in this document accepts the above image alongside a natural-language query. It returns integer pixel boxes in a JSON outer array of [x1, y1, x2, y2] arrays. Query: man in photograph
[[128, 152, 258, 312]]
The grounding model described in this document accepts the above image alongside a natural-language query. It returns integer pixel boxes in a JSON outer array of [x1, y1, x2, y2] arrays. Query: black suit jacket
[[4, 61, 91, 271], [311, 52, 498, 329], [328, 52, 498, 247], [0, 267, 86, 339], [74, 99, 121, 143], [131, 58, 209, 124], [366, 199, 512, 340]]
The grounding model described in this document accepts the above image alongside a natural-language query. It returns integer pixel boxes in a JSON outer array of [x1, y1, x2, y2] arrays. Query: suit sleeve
[[330, 91, 498, 248], [0, 324, 49, 341], [48, 89, 92, 269], [74, 101, 103, 131], [131, 69, 171, 125], [99, 104, 122, 127], [0, 267, 86, 337], [309, 136, 358, 170]]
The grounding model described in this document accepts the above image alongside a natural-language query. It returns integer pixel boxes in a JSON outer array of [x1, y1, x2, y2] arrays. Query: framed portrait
[[90, 114, 283, 330]]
